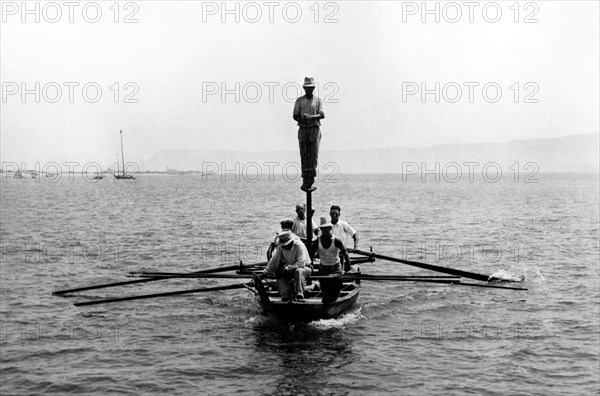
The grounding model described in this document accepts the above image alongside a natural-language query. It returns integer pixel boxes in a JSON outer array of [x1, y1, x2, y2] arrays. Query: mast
[[306, 189, 313, 243], [120, 130, 126, 177]]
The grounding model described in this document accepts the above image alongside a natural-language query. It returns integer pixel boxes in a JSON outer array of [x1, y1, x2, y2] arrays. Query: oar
[[136, 273, 254, 279], [339, 274, 460, 280], [134, 273, 463, 284], [349, 249, 507, 282], [349, 256, 376, 265], [74, 283, 249, 307], [136, 272, 462, 281], [54, 277, 174, 296], [128, 262, 266, 276], [53, 262, 265, 295], [314, 275, 528, 290], [312, 275, 460, 284]]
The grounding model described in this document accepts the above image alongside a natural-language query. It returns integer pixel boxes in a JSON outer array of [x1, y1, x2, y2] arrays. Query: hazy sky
[[1, 1, 599, 166]]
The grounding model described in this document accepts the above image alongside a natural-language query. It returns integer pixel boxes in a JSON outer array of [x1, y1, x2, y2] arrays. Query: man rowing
[[310, 222, 351, 303]]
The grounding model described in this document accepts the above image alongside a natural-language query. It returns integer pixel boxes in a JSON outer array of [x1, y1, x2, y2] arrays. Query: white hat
[[277, 230, 294, 246]]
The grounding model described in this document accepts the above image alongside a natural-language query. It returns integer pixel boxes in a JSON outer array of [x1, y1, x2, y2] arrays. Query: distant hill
[[145, 134, 599, 173]]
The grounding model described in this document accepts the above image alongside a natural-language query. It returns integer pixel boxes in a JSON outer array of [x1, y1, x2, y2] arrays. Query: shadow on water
[[252, 318, 356, 396]]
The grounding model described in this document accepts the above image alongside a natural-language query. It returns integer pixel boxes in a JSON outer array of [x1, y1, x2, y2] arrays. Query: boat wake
[[520, 267, 547, 293], [490, 266, 546, 293], [489, 269, 525, 282], [308, 307, 365, 330], [244, 307, 365, 331]]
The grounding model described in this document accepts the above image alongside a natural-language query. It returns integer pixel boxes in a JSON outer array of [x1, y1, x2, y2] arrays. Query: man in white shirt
[[329, 205, 359, 250]]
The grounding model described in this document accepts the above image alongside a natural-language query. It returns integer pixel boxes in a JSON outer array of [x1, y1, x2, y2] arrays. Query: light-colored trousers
[[277, 267, 312, 299]]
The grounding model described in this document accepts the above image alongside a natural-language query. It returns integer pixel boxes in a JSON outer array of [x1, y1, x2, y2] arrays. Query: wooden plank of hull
[[258, 282, 360, 322]]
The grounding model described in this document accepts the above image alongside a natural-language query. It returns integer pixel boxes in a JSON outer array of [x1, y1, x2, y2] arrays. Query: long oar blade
[[313, 274, 527, 290], [136, 273, 254, 279], [349, 249, 505, 282], [339, 274, 460, 281], [350, 276, 526, 290], [53, 262, 265, 295], [73, 283, 248, 307], [134, 273, 462, 282], [53, 278, 166, 295], [313, 275, 459, 284], [349, 256, 376, 265], [128, 262, 266, 276]]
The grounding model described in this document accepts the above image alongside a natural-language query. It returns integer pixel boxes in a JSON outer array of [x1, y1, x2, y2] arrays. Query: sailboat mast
[[120, 130, 125, 177]]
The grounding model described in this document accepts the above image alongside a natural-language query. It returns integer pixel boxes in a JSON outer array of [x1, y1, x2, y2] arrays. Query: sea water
[[1, 173, 598, 395]]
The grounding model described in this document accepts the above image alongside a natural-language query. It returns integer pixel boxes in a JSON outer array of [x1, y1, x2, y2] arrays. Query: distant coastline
[[143, 133, 599, 174], [3, 134, 598, 174]]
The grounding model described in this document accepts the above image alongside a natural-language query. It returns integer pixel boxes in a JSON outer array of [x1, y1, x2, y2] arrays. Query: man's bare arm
[[335, 238, 352, 272], [352, 233, 359, 249]]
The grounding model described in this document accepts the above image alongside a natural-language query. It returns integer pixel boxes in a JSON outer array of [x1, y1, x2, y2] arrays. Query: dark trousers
[[298, 127, 321, 183], [319, 263, 342, 303]]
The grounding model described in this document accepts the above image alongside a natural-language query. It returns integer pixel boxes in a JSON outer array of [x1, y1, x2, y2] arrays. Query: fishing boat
[[114, 130, 136, 180]]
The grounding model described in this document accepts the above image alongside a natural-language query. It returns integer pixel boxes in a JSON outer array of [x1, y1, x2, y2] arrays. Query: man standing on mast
[[293, 77, 325, 192]]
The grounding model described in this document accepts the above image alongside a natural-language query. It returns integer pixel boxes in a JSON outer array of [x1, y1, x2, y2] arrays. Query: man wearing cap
[[292, 203, 318, 241], [310, 222, 351, 303], [262, 230, 312, 302], [293, 77, 325, 192]]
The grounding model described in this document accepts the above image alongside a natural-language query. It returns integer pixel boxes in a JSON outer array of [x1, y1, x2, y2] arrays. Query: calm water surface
[[1, 173, 598, 395]]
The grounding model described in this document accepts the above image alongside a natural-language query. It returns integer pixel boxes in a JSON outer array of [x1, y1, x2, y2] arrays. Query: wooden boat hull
[[255, 277, 360, 322]]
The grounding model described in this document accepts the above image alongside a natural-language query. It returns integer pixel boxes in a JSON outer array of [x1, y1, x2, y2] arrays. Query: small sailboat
[[13, 169, 25, 179], [114, 130, 136, 180]]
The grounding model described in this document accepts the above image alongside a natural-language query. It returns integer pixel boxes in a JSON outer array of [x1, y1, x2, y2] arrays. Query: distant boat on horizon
[[114, 130, 136, 180], [13, 170, 25, 179]]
